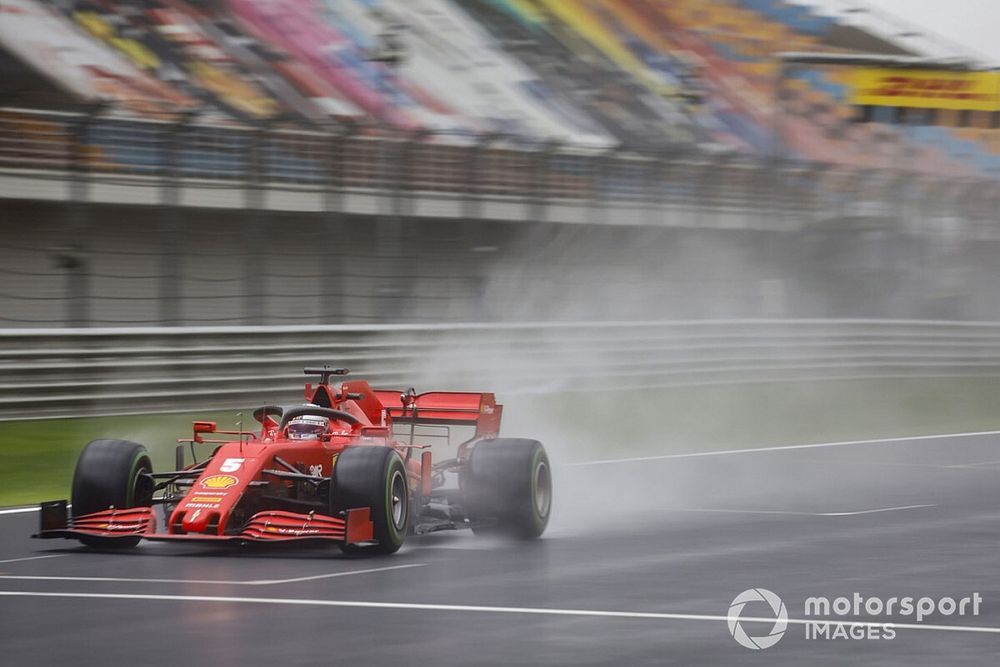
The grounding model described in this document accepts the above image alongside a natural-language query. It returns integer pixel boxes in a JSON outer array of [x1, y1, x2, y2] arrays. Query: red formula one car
[[34, 368, 551, 554]]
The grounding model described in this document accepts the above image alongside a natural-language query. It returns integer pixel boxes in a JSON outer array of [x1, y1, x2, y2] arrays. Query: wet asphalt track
[[2, 432, 1000, 666]]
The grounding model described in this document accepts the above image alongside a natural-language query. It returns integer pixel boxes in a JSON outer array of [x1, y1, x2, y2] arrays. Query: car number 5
[[220, 457, 244, 473]]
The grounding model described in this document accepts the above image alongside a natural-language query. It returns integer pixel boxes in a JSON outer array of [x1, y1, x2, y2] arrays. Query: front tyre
[[70, 439, 154, 548], [465, 439, 551, 539], [331, 446, 409, 555]]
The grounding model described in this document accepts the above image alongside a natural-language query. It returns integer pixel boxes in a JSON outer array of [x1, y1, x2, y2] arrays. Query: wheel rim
[[128, 457, 154, 508], [533, 460, 551, 518], [389, 469, 407, 530]]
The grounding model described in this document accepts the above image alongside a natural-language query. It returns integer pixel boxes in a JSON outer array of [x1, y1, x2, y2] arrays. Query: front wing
[[33, 500, 374, 545]]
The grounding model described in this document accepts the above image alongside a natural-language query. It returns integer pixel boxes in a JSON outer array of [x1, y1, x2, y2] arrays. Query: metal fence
[[3, 319, 1000, 420], [2, 106, 998, 224]]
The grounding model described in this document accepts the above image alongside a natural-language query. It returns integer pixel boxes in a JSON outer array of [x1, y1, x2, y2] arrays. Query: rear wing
[[373, 390, 502, 439]]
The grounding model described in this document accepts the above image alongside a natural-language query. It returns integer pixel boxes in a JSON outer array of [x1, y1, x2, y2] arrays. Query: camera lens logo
[[728, 588, 788, 650]]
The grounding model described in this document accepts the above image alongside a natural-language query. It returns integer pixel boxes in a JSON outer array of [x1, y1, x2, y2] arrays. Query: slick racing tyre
[[465, 439, 551, 539], [331, 446, 410, 555], [71, 439, 154, 548]]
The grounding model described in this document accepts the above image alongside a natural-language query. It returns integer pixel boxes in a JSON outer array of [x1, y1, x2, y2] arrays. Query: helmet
[[287, 415, 329, 440]]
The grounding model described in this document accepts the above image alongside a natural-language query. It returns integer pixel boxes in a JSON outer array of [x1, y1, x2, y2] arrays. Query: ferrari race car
[[34, 368, 551, 554]]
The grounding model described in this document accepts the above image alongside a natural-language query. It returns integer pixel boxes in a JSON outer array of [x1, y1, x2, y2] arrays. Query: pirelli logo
[[851, 68, 1000, 112]]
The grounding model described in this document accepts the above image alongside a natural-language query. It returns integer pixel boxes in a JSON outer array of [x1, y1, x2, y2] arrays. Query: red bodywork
[[35, 378, 502, 547]]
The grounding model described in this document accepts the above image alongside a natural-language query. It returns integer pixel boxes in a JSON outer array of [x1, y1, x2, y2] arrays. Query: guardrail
[[2, 319, 1000, 420], [2, 107, 998, 226]]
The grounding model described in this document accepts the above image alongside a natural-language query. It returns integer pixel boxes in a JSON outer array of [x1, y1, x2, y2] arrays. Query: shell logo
[[201, 474, 239, 489]]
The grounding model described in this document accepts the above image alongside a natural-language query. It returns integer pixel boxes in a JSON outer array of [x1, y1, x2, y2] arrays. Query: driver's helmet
[[287, 414, 329, 440]]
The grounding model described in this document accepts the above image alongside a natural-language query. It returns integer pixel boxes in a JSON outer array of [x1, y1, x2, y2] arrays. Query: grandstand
[[1, 0, 998, 327], [1, 0, 996, 174]]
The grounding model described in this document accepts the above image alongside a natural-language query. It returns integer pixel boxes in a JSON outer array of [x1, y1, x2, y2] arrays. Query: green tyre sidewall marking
[[530, 448, 542, 522], [383, 454, 406, 546], [72, 440, 151, 548], [125, 450, 150, 507], [528, 447, 550, 532]]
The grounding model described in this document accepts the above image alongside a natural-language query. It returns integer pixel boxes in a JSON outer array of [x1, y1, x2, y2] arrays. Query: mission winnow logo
[[727, 588, 983, 649]]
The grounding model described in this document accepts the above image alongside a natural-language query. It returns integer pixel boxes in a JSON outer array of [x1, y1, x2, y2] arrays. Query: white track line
[[0, 555, 66, 565], [867, 461, 956, 470], [818, 504, 935, 517], [0, 507, 39, 516], [0, 590, 997, 636], [569, 430, 1000, 467], [947, 459, 1000, 469], [667, 508, 814, 517], [0, 562, 424, 586], [252, 564, 426, 585], [666, 504, 935, 517]]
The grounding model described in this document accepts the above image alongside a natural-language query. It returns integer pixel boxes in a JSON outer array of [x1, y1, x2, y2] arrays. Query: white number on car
[[219, 457, 245, 473]]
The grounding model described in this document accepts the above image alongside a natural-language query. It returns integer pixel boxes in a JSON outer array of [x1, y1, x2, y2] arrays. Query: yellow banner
[[851, 68, 1000, 112]]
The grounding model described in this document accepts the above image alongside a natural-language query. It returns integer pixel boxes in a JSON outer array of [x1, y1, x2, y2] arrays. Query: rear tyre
[[70, 439, 154, 548], [330, 446, 409, 555], [465, 439, 551, 539]]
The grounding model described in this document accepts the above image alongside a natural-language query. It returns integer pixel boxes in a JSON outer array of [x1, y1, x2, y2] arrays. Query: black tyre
[[330, 446, 409, 555], [465, 438, 551, 539], [70, 439, 154, 548]]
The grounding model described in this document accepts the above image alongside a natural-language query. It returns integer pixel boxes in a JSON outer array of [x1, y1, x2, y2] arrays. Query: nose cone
[[182, 507, 213, 534], [177, 486, 233, 534]]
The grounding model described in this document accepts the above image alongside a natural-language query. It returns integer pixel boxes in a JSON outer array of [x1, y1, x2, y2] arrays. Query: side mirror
[[192, 421, 217, 443]]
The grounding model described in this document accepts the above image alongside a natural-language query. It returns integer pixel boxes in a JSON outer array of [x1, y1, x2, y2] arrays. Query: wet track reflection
[[2, 432, 1000, 666]]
